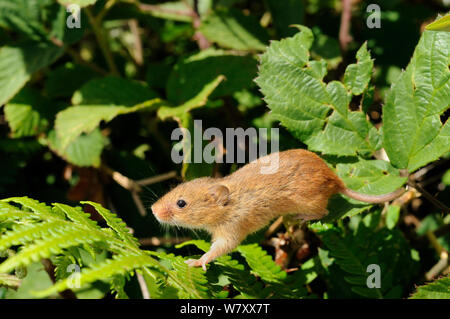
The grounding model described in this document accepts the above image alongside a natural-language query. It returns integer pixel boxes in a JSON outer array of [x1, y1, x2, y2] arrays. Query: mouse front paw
[[185, 258, 208, 271]]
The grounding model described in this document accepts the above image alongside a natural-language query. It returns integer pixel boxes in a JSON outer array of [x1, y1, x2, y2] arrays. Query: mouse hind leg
[[293, 195, 330, 221]]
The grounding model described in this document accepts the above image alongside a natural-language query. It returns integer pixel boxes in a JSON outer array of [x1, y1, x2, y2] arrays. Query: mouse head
[[151, 177, 230, 229]]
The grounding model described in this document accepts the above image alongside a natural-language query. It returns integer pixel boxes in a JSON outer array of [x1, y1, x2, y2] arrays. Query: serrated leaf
[[255, 26, 381, 157], [47, 128, 108, 167], [382, 30, 450, 171], [410, 276, 450, 299], [336, 159, 407, 197], [200, 8, 269, 51], [343, 42, 374, 95], [0, 44, 63, 105]]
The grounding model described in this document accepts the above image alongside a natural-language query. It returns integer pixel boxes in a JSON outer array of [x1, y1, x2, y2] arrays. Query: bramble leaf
[[382, 30, 450, 172]]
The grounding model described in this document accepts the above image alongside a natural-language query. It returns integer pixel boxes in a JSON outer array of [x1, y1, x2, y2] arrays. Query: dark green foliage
[[0, 0, 449, 299]]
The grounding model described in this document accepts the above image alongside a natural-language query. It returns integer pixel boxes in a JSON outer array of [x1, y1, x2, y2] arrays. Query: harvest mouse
[[151, 149, 405, 270]]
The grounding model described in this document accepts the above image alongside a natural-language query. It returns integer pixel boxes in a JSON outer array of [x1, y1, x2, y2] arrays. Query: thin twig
[[408, 179, 450, 214], [85, 7, 120, 76], [128, 19, 143, 66], [139, 237, 191, 246], [131, 191, 147, 217], [101, 165, 142, 192], [425, 231, 449, 280], [139, 3, 194, 18], [265, 216, 283, 238], [136, 171, 177, 186], [339, 0, 353, 52], [136, 272, 150, 299]]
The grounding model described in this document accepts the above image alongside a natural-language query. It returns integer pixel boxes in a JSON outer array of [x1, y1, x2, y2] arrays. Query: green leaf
[[72, 76, 158, 106], [167, 49, 258, 104], [47, 129, 108, 167], [425, 14, 450, 32], [410, 276, 450, 299], [0, 44, 63, 106], [0, 225, 104, 273], [81, 201, 140, 248], [386, 205, 401, 229], [343, 42, 374, 95], [336, 159, 407, 198], [158, 75, 225, 120], [382, 30, 450, 171], [311, 28, 342, 70], [0, 0, 50, 41], [152, 251, 211, 298], [4, 88, 53, 138], [255, 26, 381, 157], [236, 244, 287, 283], [266, 0, 305, 37], [139, 1, 193, 23], [0, 219, 69, 251], [55, 99, 164, 151], [200, 8, 269, 51], [45, 63, 99, 98], [58, 0, 97, 7], [35, 252, 159, 298], [160, 76, 224, 180], [1, 197, 62, 220]]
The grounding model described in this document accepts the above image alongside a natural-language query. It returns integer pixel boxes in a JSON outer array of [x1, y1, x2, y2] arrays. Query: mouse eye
[[176, 199, 187, 208]]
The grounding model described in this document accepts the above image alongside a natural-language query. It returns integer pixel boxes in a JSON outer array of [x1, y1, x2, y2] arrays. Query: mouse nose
[[151, 203, 171, 221]]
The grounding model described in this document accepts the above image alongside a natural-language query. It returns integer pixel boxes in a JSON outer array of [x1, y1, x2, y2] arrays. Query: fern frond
[[320, 230, 383, 298], [111, 274, 129, 299], [0, 273, 21, 289], [52, 204, 99, 230], [151, 251, 211, 298], [410, 276, 450, 299], [54, 255, 77, 281], [0, 219, 69, 251], [34, 252, 160, 298], [0, 225, 105, 273], [214, 254, 269, 298], [237, 244, 287, 283], [81, 201, 139, 248], [0, 207, 38, 222], [1, 197, 64, 220], [175, 240, 269, 298]]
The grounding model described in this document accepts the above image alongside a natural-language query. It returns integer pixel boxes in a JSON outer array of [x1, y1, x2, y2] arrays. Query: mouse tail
[[341, 187, 406, 203]]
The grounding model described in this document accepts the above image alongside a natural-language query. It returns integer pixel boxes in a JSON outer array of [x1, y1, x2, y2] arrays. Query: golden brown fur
[[151, 149, 403, 270]]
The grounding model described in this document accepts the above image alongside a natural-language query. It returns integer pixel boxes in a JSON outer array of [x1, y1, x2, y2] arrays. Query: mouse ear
[[208, 184, 229, 206]]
